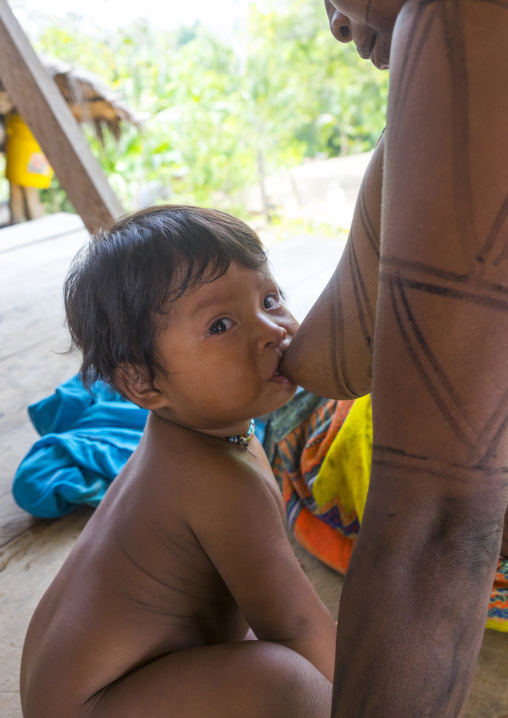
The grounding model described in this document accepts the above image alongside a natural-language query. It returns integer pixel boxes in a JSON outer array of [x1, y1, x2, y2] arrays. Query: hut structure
[[0, 54, 138, 224], [0, 55, 138, 140], [0, 0, 127, 233]]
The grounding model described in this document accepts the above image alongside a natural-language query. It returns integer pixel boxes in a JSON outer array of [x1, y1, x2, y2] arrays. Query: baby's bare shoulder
[[131, 417, 281, 527], [184, 437, 280, 517], [181, 441, 285, 559]]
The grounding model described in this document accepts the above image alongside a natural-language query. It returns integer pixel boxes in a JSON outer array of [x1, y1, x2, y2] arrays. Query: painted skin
[[322, 0, 508, 559], [281, 0, 508, 716]]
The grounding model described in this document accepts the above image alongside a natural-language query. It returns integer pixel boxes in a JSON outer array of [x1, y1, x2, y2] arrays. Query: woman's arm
[[332, 1, 508, 715]]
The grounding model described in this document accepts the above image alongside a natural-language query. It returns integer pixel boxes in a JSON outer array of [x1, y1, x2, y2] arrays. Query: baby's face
[[150, 261, 299, 438]]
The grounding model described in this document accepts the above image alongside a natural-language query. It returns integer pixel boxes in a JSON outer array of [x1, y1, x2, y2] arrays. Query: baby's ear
[[114, 363, 165, 410]]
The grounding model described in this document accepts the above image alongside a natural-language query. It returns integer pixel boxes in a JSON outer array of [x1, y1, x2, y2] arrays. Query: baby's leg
[[88, 641, 331, 718]]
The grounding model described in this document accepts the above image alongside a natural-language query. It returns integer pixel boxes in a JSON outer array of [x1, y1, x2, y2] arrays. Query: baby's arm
[[280, 133, 384, 400], [187, 444, 336, 681]]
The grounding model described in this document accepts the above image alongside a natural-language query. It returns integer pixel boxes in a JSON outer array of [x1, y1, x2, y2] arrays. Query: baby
[[20, 206, 336, 718]]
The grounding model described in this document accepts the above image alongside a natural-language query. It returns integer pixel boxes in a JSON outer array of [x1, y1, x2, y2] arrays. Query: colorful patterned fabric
[[264, 391, 508, 632], [487, 558, 508, 632], [263, 390, 355, 574]]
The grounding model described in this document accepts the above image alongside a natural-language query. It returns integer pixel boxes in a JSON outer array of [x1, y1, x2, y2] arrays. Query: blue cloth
[[13, 375, 268, 518], [13, 376, 148, 518]]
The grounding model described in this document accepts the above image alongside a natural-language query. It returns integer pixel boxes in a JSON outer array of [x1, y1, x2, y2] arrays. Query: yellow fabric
[[486, 618, 508, 633], [313, 394, 372, 523], [5, 113, 53, 189]]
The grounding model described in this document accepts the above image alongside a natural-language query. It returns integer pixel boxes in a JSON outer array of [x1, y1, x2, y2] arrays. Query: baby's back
[[20, 417, 268, 718]]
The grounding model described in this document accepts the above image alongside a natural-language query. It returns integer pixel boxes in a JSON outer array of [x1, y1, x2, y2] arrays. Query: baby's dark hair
[[64, 205, 267, 391]]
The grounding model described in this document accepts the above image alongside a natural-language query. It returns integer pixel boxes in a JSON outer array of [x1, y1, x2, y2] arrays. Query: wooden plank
[[0, 344, 80, 544], [22, 187, 44, 221], [466, 630, 508, 717], [0, 212, 84, 254], [0, 508, 92, 713], [0, 227, 87, 361], [0, 218, 92, 545], [8, 183, 24, 224], [0, 0, 124, 233], [0, 693, 23, 718], [0, 340, 80, 434], [0, 423, 41, 548]]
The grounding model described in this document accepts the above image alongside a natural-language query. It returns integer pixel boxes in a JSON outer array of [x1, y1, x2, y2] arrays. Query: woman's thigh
[[88, 641, 332, 718]]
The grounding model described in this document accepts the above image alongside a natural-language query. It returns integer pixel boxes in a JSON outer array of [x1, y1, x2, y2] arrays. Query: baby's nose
[[255, 320, 288, 354]]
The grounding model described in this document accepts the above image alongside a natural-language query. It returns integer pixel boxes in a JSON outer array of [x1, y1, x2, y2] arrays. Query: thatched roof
[[0, 55, 139, 141]]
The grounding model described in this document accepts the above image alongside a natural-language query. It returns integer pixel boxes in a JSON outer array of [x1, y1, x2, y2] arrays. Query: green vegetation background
[[30, 0, 388, 215]]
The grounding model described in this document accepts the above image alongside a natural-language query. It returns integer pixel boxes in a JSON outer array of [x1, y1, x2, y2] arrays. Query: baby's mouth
[[269, 369, 296, 386]]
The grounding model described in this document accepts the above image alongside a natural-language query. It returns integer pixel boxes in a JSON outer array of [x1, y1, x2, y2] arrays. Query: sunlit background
[[3, 0, 389, 228]]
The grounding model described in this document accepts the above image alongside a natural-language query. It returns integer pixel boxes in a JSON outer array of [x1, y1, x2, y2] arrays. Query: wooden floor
[[0, 213, 506, 717]]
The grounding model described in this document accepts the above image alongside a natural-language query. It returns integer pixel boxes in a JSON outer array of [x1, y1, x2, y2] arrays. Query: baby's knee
[[281, 660, 332, 718], [255, 642, 332, 718]]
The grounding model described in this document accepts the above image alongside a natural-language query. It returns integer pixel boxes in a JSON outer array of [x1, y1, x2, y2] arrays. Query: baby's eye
[[264, 293, 280, 310], [208, 318, 233, 335]]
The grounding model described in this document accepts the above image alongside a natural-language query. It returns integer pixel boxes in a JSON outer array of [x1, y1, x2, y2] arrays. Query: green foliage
[[28, 0, 388, 213], [38, 174, 75, 214]]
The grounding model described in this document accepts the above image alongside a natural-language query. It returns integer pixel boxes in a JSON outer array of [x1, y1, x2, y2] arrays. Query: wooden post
[[0, 0, 124, 233]]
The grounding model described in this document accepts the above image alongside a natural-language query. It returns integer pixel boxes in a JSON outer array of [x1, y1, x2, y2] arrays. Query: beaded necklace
[[224, 419, 255, 449]]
